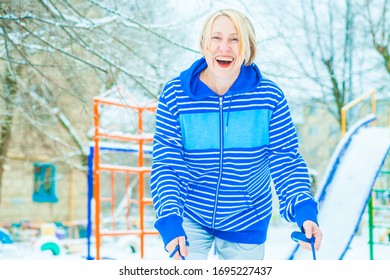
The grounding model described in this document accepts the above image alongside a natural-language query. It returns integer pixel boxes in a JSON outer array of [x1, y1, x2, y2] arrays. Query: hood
[[179, 57, 263, 100]]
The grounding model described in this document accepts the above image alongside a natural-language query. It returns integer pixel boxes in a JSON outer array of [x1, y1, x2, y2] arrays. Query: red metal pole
[[93, 100, 101, 260]]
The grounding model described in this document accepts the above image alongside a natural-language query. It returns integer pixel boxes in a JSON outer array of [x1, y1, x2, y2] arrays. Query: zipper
[[212, 96, 224, 229]]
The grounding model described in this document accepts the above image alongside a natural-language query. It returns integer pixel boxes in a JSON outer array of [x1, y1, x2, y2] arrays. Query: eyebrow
[[211, 32, 238, 36]]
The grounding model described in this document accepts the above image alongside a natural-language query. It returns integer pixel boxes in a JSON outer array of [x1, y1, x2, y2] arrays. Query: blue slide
[[289, 114, 390, 260]]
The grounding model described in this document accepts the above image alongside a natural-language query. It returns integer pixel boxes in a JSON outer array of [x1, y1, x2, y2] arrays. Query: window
[[33, 162, 58, 203]]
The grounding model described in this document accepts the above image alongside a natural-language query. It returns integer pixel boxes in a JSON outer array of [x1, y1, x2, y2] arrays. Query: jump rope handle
[[169, 240, 190, 260], [291, 231, 317, 260]]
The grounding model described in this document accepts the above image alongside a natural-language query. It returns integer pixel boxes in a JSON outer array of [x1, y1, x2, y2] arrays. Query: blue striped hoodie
[[150, 57, 318, 247]]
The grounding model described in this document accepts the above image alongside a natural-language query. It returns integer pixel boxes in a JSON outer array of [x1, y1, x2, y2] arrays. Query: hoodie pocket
[[184, 182, 216, 217], [215, 185, 255, 216]]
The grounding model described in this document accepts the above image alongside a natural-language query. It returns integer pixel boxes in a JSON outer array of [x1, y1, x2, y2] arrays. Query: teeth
[[216, 56, 233, 62]]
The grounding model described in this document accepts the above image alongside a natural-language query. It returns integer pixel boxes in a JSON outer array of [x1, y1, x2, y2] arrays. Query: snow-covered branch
[[19, 24, 107, 73], [29, 90, 88, 156], [39, 0, 119, 28], [87, 0, 199, 54]]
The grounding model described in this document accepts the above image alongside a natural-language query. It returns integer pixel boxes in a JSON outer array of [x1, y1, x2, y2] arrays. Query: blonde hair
[[199, 9, 257, 66]]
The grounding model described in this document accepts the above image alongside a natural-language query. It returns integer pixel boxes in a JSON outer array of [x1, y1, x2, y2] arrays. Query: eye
[[211, 36, 222, 40], [230, 37, 239, 43]]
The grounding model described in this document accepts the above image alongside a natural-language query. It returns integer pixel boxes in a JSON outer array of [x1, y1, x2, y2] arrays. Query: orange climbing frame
[[93, 86, 158, 259]]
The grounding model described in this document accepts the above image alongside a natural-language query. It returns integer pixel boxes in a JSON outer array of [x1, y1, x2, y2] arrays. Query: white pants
[[183, 217, 265, 260]]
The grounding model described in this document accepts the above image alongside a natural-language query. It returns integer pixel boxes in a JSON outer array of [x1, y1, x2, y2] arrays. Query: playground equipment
[[34, 223, 62, 256], [289, 89, 390, 259], [368, 153, 390, 259], [90, 86, 158, 260], [0, 227, 13, 244], [34, 236, 61, 256]]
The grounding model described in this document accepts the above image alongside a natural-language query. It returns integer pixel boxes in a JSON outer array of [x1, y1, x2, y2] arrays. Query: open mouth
[[215, 56, 234, 68]]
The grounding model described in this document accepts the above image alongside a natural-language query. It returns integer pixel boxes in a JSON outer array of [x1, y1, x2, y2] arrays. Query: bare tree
[[0, 0, 207, 201], [361, 0, 389, 75], [257, 0, 389, 128]]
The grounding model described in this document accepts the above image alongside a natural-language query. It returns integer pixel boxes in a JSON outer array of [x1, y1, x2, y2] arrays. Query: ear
[[200, 48, 206, 57]]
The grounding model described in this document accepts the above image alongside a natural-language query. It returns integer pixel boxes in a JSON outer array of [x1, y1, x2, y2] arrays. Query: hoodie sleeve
[[268, 91, 319, 230], [150, 86, 189, 247]]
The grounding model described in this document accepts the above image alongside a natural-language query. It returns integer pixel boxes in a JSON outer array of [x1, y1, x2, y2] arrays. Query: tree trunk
[[375, 45, 390, 75], [0, 66, 18, 203]]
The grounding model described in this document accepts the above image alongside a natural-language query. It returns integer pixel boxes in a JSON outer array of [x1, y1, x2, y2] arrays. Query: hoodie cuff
[[154, 214, 186, 248], [294, 200, 319, 231]]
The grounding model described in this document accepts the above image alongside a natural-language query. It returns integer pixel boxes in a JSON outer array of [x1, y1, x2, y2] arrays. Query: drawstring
[[225, 93, 233, 133]]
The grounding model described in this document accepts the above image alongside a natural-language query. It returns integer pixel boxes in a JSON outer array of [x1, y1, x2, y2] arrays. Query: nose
[[218, 39, 232, 51]]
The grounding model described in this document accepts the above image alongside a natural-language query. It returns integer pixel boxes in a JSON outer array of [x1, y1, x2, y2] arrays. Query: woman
[[150, 9, 322, 260]]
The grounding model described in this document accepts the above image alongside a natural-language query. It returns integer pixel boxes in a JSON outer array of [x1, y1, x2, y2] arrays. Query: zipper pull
[[219, 97, 228, 133]]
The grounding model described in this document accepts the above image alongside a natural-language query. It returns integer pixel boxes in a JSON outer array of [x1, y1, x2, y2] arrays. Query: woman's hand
[[300, 220, 322, 251], [166, 236, 188, 260]]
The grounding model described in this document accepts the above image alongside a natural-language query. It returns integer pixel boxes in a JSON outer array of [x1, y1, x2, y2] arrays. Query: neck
[[200, 69, 238, 95]]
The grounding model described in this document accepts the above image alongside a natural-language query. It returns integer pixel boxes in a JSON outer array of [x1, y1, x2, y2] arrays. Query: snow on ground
[[1, 212, 388, 261]]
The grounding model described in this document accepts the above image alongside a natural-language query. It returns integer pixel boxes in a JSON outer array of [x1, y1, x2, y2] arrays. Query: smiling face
[[202, 15, 244, 81]]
